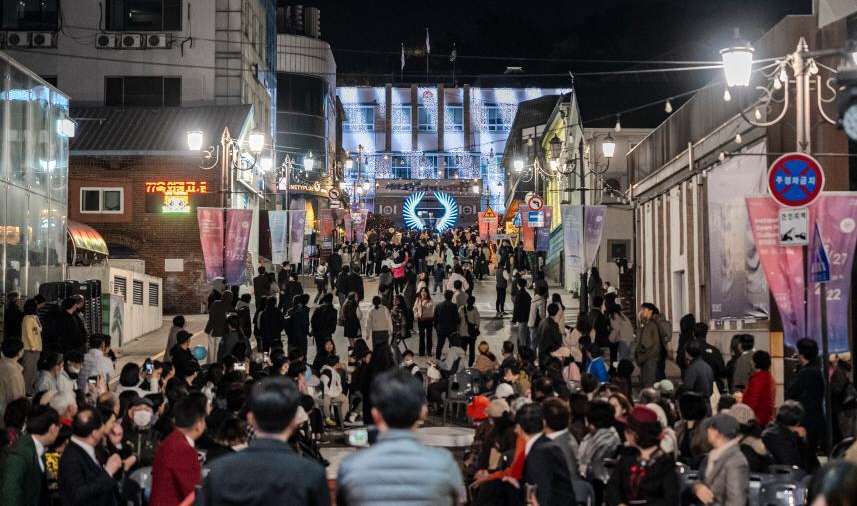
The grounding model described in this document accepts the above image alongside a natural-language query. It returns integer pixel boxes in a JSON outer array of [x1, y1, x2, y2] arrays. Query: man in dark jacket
[[280, 273, 303, 313], [682, 340, 714, 402], [537, 303, 563, 364], [693, 323, 727, 393], [511, 278, 532, 351], [59, 297, 86, 354], [197, 376, 329, 506], [347, 266, 365, 301], [433, 290, 460, 360], [3, 292, 23, 340], [785, 338, 825, 452], [0, 405, 60, 506], [762, 400, 819, 472], [284, 294, 310, 358], [58, 408, 123, 506], [169, 331, 200, 380], [517, 403, 576, 506], [335, 265, 351, 307], [252, 266, 271, 304], [327, 249, 342, 290], [310, 294, 338, 354]]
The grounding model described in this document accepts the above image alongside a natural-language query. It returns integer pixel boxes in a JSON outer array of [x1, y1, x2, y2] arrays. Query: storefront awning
[[502, 199, 521, 224], [67, 221, 108, 256]]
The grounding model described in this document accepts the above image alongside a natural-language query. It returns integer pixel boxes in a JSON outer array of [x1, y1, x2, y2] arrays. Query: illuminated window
[[484, 104, 511, 132], [80, 188, 124, 214], [446, 105, 464, 131], [391, 155, 411, 179], [418, 105, 436, 131], [344, 105, 375, 132], [443, 155, 463, 179], [392, 104, 412, 132]]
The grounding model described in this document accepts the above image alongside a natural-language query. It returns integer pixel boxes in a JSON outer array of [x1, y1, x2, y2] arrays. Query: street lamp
[[260, 156, 273, 172], [549, 134, 562, 160], [345, 156, 354, 170], [303, 152, 315, 171], [188, 127, 267, 207], [248, 130, 265, 153], [720, 29, 754, 87], [513, 157, 524, 172], [186, 130, 204, 151], [602, 134, 616, 159]]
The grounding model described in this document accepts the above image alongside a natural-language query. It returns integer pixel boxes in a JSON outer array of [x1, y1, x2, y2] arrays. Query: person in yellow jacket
[[20, 299, 42, 395]]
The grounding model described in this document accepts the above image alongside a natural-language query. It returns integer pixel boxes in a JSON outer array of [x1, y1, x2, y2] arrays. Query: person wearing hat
[[729, 403, 773, 473], [605, 405, 679, 506], [690, 413, 749, 506], [121, 396, 161, 468]]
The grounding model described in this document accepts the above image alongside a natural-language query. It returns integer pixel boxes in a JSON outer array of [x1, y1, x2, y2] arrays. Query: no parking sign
[[767, 153, 824, 208]]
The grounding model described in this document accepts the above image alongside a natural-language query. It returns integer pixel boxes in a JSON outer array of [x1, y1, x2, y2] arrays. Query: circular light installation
[[402, 191, 460, 232]]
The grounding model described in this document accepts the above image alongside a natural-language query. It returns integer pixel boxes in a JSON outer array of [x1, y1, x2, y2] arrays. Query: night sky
[[302, 0, 812, 126]]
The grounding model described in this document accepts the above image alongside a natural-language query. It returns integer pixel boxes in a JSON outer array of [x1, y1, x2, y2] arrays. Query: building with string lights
[[336, 84, 569, 228]]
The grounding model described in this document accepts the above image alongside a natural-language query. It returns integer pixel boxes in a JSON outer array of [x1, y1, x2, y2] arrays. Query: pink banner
[[197, 207, 224, 282], [352, 210, 369, 243], [806, 194, 857, 354], [478, 213, 488, 240], [745, 197, 806, 348], [320, 209, 335, 251], [342, 212, 353, 244], [520, 209, 535, 252], [224, 209, 253, 285]]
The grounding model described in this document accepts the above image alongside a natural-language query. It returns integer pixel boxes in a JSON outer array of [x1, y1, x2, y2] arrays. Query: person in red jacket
[[741, 350, 775, 427], [149, 397, 206, 505]]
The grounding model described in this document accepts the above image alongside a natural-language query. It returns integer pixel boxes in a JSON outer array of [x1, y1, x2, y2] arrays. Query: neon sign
[[402, 191, 459, 232], [144, 181, 208, 213]]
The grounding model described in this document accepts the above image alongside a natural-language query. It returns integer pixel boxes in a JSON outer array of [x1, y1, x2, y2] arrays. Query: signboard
[[482, 206, 498, 223], [778, 207, 809, 246], [328, 187, 341, 200], [145, 180, 208, 213], [528, 211, 544, 227], [527, 194, 544, 211], [767, 153, 824, 208], [810, 224, 831, 283]]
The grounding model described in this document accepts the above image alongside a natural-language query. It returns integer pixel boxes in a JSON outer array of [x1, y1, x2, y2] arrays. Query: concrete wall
[[67, 265, 162, 346]]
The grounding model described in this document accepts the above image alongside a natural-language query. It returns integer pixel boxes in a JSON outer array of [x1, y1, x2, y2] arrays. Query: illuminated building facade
[[337, 84, 569, 215]]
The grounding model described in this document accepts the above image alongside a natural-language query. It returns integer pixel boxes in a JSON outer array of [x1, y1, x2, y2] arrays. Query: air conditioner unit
[[119, 33, 144, 49], [95, 33, 118, 49], [6, 32, 30, 47], [30, 32, 55, 47], [145, 33, 168, 48]]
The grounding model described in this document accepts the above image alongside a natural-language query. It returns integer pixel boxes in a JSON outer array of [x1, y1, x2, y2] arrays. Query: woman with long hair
[[21, 298, 42, 394], [413, 288, 435, 357], [458, 295, 481, 367], [340, 292, 363, 348]]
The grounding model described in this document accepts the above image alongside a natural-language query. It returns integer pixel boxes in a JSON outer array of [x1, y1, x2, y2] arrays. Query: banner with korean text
[[224, 209, 253, 285], [197, 208, 225, 282], [268, 210, 288, 265], [520, 209, 535, 251], [806, 194, 857, 354], [320, 209, 335, 251], [536, 206, 553, 252], [288, 210, 307, 265], [746, 197, 806, 349]]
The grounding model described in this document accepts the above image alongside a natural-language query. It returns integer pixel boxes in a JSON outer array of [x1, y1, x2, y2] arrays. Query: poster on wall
[[707, 142, 770, 320], [224, 209, 253, 285], [197, 207, 224, 281], [268, 210, 288, 265], [288, 210, 306, 265]]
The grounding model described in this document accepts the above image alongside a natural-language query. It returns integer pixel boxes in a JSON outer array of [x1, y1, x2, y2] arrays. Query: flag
[[425, 27, 430, 54], [450, 43, 457, 62], [401, 42, 405, 70]]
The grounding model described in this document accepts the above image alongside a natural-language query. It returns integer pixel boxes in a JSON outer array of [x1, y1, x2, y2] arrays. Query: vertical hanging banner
[[288, 210, 307, 265], [268, 210, 288, 265], [582, 206, 606, 268], [478, 212, 488, 240], [479, 206, 499, 242], [536, 206, 553, 252], [562, 205, 583, 286], [320, 209, 335, 251], [224, 209, 253, 285], [197, 207, 225, 281], [806, 194, 857, 354], [342, 211, 353, 243], [352, 210, 369, 243], [745, 197, 806, 349], [520, 209, 535, 251]]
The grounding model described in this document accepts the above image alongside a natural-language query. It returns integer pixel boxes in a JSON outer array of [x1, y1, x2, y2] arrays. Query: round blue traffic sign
[[767, 153, 824, 207]]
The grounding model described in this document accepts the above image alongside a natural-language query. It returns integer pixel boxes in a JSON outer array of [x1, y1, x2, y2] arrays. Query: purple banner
[[352, 210, 369, 243], [536, 206, 552, 252], [288, 210, 306, 265], [806, 194, 857, 354], [582, 206, 606, 268], [224, 209, 253, 285], [746, 197, 806, 349], [197, 207, 224, 282]]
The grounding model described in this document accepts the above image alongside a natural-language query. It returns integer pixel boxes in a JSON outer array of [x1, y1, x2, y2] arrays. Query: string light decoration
[[418, 87, 438, 130]]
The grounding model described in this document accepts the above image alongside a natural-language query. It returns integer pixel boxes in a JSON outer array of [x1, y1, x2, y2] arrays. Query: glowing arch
[[402, 192, 426, 230], [433, 191, 459, 232], [401, 191, 460, 232]]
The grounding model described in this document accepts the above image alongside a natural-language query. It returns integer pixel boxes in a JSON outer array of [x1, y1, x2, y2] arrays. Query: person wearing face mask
[[121, 397, 161, 468], [150, 397, 207, 506], [399, 349, 423, 383]]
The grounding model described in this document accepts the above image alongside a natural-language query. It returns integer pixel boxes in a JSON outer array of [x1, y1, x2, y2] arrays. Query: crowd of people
[[1, 224, 856, 506]]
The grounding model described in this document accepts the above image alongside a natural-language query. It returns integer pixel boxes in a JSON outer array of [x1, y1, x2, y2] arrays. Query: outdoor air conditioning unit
[[95, 33, 118, 48], [6, 32, 30, 47], [119, 34, 144, 49], [30, 32, 55, 47], [145, 33, 168, 48]]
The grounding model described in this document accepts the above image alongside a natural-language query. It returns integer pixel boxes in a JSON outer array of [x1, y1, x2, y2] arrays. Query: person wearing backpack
[[636, 303, 661, 388]]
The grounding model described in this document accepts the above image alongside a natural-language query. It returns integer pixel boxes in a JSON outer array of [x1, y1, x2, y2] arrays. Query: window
[[148, 283, 160, 306], [391, 155, 411, 179], [484, 104, 511, 132], [392, 104, 412, 132], [417, 105, 436, 132], [607, 240, 630, 262], [113, 276, 127, 301], [0, 0, 58, 30], [446, 105, 464, 131], [105, 77, 180, 107], [107, 0, 181, 31], [80, 188, 124, 214], [132, 280, 144, 305], [443, 155, 463, 179], [343, 105, 374, 132]]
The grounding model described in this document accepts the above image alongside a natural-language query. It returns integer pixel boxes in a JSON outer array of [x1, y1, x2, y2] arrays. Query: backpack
[[657, 318, 672, 345]]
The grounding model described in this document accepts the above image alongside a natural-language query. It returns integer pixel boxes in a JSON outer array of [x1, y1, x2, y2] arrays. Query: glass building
[[0, 53, 71, 299]]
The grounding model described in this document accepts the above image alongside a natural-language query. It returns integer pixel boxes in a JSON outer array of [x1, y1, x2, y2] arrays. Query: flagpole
[[401, 42, 404, 81], [425, 27, 430, 77]]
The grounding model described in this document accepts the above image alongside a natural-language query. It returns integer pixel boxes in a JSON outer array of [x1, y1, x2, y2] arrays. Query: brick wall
[[70, 155, 225, 314]]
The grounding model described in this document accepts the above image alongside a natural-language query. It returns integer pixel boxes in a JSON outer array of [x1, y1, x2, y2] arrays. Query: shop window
[[106, 0, 181, 31], [80, 188, 124, 214]]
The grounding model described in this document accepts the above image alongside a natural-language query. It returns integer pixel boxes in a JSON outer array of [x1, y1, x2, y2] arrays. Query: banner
[[561, 205, 583, 287], [708, 142, 769, 319], [536, 206, 552, 252], [478, 212, 488, 240], [352, 210, 369, 243], [197, 207, 224, 281], [320, 209, 335, 250], [806, 194, 857, 354], [342, 211, 353, 244], [268, 210, 288, 265], [746, 197, 806, 349], [224, 209, 253, 285], [520, 209, 535, 251], [288, 210, 306, 265], [582, 206, 605, 267]]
